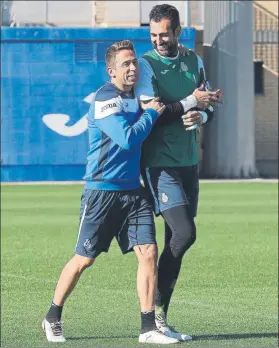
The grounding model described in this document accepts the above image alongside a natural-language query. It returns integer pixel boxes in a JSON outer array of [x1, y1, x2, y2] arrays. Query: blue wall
[[1, 27, 195, 181]]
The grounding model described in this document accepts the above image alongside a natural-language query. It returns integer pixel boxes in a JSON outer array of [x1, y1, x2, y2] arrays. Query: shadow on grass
[[193, 332, 278, 341], [67, 332, 278, 341]]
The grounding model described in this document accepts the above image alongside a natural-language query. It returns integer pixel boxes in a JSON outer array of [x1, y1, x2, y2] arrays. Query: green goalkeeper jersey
[[135, 49, 206, 168]]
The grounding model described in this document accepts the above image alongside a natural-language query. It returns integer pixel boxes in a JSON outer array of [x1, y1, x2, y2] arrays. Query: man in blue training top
[[42, 40, 180, 345]]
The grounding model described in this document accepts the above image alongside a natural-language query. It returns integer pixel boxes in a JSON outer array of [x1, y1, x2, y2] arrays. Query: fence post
[[202, 0, 258, 178]]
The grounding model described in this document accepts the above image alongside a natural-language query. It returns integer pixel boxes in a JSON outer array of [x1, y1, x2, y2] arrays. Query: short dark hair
[[149, 4, 180, 33], [106, 40, 135, 67]]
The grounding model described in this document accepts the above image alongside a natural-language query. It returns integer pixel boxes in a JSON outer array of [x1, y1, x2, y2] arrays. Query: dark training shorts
[[75, 187, 156, 259], [143, 165, 199, 218]]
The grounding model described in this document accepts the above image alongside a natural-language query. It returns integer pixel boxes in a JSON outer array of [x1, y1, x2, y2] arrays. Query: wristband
[[200, 111, 208, 124], [180, 95, 197, 113]]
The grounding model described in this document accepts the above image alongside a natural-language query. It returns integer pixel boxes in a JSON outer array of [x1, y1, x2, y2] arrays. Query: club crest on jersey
[[180, 62, 188, 72], [161, 192, 168, 203]]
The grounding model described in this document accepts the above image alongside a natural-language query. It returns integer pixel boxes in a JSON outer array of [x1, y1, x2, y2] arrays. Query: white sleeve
[[94, 96, 123, 119], [134, 58, 156, 101]]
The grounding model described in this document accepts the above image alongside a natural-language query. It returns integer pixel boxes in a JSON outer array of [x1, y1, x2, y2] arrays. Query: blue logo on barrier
[[42, 92, 94, 137]]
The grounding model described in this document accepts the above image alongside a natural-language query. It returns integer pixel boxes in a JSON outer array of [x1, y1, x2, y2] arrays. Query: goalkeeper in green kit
[[135, 4, 222, 342]]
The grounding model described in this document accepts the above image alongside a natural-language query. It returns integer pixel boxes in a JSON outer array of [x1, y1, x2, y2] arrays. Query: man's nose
[[129, 62, 137, 70], [156, 37, 162, 46]]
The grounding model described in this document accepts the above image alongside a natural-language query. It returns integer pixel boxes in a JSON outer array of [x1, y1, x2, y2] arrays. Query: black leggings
[[163, 205, 196, 259], [156, 205, 196, 313]]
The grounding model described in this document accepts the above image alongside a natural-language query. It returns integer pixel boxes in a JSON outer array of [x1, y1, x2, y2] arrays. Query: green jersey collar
[[153, 49, 179, 65]]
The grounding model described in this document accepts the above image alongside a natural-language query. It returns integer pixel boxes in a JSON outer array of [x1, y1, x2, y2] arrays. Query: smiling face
[[107, 49, 138, 91], [150, 18, 181, 57]]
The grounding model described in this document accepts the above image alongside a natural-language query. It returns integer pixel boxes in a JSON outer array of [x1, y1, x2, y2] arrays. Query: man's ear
[[107, 66, 115, 78], [175, 25, 182, 39]]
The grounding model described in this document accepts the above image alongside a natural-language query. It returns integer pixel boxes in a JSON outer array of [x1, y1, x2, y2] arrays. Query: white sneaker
[[42, 319, 66, 342], [157, 324, 192, 342], [139, 330, 180, 344], [155, 310, 192, 342]]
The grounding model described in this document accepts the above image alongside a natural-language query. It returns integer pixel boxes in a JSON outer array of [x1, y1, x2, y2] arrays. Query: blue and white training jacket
[[83, 81, 159, 190]]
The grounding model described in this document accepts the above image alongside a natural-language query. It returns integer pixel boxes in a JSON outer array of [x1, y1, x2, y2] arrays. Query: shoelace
[[155, 312, 167, 325], [154, 329, 170, 336], [50, 321, 63, 336], [156, 313, 179, 333]]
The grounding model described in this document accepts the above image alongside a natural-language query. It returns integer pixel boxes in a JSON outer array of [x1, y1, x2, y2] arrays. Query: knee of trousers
[[170, 225, 196, 259]]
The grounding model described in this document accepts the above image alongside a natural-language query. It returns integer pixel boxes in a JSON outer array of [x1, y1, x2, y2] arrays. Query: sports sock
[[45, 302, 63, 323], [140, 310, 157, 334]]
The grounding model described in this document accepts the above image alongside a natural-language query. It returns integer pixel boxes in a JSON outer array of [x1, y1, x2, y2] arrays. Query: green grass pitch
[[1, 182, 278, 348]]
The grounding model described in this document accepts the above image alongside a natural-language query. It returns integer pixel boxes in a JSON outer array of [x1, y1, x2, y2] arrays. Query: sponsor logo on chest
[[101, 102, 117, 112]]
